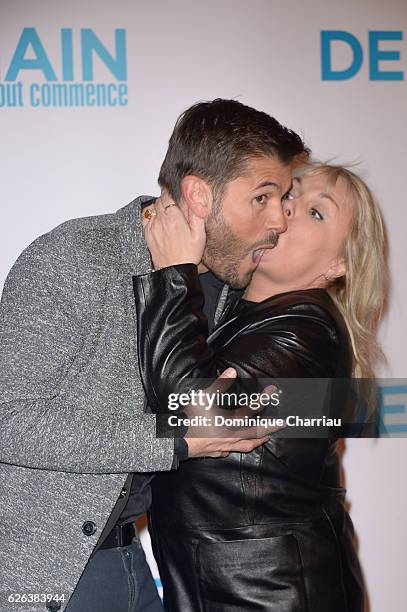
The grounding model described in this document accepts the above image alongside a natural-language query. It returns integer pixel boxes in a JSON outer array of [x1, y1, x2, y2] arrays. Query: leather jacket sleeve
[[133, 264, 344, 415]]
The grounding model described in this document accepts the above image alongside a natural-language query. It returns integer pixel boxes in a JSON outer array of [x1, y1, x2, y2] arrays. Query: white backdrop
[[1, 1, 406, 610]]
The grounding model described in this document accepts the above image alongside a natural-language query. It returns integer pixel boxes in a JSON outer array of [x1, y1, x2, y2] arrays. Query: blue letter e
[[321, 31, 363, 81], [369, 31, 403, 81]]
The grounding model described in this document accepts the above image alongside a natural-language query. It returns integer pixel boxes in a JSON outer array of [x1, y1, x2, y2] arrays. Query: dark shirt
[[199, 270, 230, 334]]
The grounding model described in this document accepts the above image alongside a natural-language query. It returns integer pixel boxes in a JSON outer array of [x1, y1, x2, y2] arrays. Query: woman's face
[[252, 172, 355, 294]]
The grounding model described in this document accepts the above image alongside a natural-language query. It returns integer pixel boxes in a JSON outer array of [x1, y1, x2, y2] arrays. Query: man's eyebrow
[[319, 192, 339, 209], [254, 180, 280, 190]]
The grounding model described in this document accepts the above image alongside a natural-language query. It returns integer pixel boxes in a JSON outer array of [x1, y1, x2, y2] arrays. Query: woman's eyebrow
[[319, 192, 339, 210], [290, 176, 301, 194]]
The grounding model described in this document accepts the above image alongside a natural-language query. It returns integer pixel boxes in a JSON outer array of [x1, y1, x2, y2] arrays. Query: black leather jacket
[[133, 264, 364, 612]]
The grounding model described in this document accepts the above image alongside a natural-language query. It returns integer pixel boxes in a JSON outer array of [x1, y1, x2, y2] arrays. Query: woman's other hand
[[142, 191, 206, 269]]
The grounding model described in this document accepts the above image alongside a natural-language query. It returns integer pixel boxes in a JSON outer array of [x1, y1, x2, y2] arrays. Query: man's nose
[[264, 197, 288, 235]]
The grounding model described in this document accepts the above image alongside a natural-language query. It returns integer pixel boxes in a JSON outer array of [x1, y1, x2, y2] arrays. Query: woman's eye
[[310, 208, 323, 221], [283, 191, 294, 201], [255, 194, 267, 205]]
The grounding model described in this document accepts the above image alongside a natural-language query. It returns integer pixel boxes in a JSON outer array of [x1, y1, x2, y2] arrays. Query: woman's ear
[[325, 257, 347, 282], [181, 176, 212, 219]]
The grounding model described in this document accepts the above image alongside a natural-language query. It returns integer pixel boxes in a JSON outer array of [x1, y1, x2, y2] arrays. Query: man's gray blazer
[[0, 197, 174, 611]]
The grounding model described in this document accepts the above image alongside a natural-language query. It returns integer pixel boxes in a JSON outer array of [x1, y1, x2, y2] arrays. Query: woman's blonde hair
[[300, 163, 389, 380]]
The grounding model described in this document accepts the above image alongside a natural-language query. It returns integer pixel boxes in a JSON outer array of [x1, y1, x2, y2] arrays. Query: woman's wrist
[[151, 261, 198, 272], [151, 256, 200, 268]]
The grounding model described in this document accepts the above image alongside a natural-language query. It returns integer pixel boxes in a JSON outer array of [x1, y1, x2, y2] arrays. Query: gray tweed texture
[[0, 197, 174, 611]]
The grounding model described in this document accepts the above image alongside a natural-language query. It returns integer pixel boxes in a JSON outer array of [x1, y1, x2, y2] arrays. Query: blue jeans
[[66, 538, 164, 612]]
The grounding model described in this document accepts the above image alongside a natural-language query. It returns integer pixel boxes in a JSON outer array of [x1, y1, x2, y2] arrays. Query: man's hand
[[142, 192, 206, 269], [185, 434, 270, 459], [183, 367, 285, 459]]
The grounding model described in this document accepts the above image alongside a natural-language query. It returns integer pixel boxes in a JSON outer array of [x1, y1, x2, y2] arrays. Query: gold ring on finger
[[164, 203, 177, 211], [144, 208, 157, 220]]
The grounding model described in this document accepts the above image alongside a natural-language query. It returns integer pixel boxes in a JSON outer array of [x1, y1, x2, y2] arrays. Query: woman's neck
[[243, 281, 282, 303], [243, 272, 324, 303]]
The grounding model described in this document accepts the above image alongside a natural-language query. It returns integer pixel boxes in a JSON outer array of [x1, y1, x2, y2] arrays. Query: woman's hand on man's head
[[141, 191, 206, 270]]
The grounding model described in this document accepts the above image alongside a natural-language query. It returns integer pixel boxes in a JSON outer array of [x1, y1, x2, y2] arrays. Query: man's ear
[[181, 175, 212, 219], [325, 257, 346, 282]]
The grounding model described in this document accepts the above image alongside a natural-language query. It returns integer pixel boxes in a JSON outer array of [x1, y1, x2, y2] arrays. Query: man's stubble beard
[[201, 206, 278, 290]]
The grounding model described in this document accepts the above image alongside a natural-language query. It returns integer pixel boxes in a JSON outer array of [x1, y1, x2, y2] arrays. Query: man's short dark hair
[[158, 98, 309, 202]]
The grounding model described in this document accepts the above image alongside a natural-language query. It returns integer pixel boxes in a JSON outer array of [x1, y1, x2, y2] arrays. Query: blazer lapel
[[117, 196, 155, 274]]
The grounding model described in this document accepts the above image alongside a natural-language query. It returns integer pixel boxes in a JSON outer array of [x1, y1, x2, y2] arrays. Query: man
[[0, 99, 308, 611]]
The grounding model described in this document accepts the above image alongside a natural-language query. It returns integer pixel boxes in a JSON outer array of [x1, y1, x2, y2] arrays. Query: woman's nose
[[284, 198, 295, 219]]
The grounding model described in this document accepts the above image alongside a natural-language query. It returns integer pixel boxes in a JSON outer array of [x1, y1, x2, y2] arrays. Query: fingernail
[[224, 368, 236, 377]]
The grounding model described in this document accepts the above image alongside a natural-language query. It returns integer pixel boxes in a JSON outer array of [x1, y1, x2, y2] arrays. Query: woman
[[133, 164, 387, 611]]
